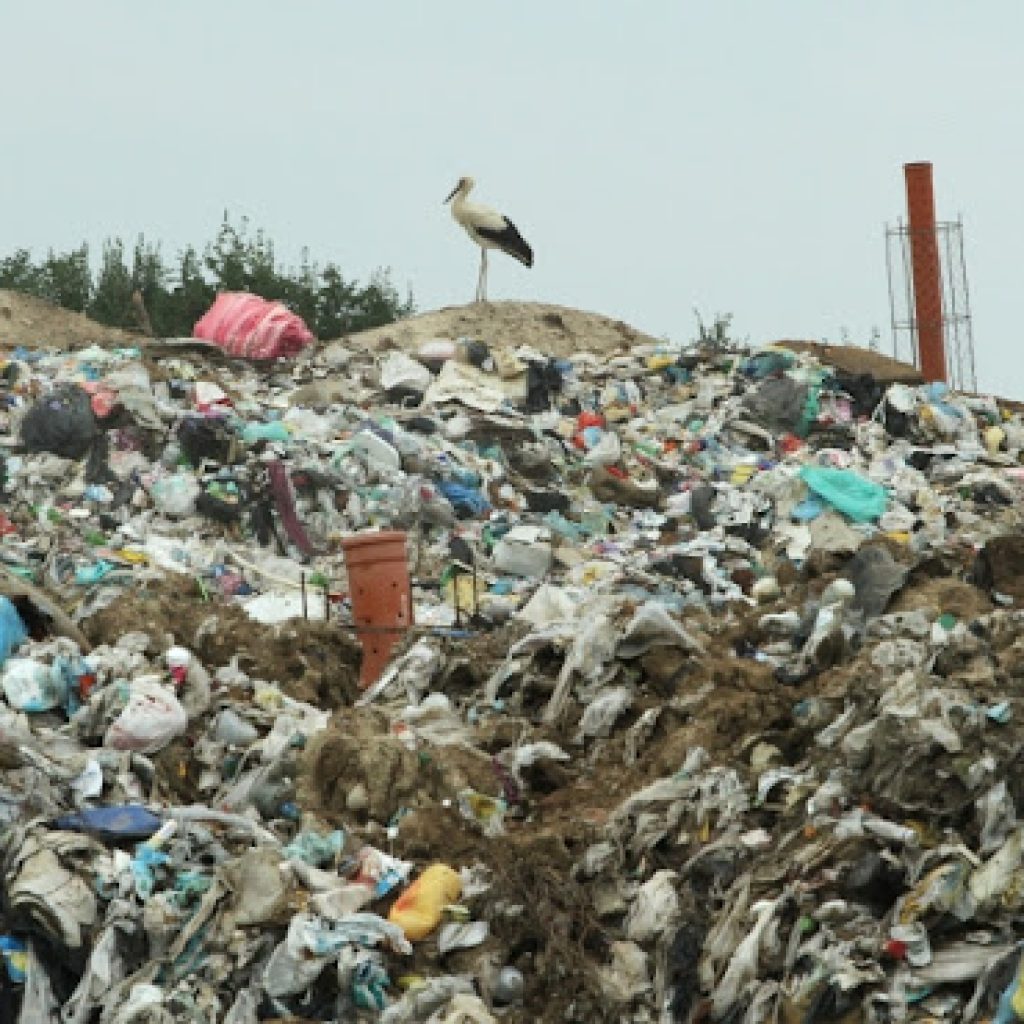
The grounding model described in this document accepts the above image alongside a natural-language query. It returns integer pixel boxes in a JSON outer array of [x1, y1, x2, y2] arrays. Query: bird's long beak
[[444, 183, 459, 204]]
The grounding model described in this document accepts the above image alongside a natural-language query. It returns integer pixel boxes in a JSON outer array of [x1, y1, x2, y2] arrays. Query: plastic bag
[[2, 657, 66, 713], [283, 830, 345, 867], [799, 465, 888, 522], [711, 895, 784, 1017], [741, 376, 809, 434], [19, 943, 60, 1023], [176, 416, 235, 465], [380, 976, 475, 1024], [193, 292, 314, 359], [601, 941, 653, 1004], [380, 351, 431, 393], [576, 686, 633, 741], [104, 679, 188, 753], [19, 385, 98, 459], [994, 948, 1024, 1023], [264, 912, 411, 998], [437, 995, 497, 1024], [616, 601, 704, 658], [492, 525, 551, 577], [150, 473, 200, 519], [624, 870, 679, 942], [0, 598, 27, 667], [437, 479, 490, 518], [583, 430, 621, 467]]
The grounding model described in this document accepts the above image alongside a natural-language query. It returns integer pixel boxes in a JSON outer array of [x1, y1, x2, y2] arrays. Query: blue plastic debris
[[0, 936, 27, 983], [437, 480, 491, 518], [0, 598, 27, 667], [283, 829, 345, 867], [53, 805, 163, 842]]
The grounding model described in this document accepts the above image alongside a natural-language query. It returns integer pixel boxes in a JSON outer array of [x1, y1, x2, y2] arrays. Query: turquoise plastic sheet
[[798, 466, 888, 523]]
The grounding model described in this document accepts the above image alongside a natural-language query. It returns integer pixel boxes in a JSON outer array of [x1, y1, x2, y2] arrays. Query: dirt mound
[[83, 577, 362, 708], [338, 301, 662, 358], [0, 289, 135, 350], [775, 339, 924, 385], [300, 707, 496, 824]]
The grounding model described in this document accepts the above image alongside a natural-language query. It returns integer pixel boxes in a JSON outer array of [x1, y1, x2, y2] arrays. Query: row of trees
[[0, 217, 414, 338]]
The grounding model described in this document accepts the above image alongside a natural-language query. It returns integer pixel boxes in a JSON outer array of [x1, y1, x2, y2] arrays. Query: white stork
[[444, 176, 533, 303]]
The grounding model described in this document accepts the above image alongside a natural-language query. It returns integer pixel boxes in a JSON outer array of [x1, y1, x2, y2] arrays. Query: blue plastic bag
[[0, 936, 27, 982], [791, 497, 827, 522], [798, 466, 888, 523], [437, 480, 490, 518], [53, 805, 162, 842], [0, 598, 27, 667]]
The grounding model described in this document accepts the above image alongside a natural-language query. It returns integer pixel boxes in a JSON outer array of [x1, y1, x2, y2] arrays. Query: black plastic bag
[[177, 417, 234, 465], [20, 386, 97, 460]]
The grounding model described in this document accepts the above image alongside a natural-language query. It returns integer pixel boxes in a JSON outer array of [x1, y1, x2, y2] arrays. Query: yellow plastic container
[[388, 864, 462, 941], [984, 425, 1006, 456]]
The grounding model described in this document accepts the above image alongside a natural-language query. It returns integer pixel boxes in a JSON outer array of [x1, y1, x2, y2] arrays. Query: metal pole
[[899, 217, 917, 367], [885, 226, 899, 359], [904, 162, 948, 382]]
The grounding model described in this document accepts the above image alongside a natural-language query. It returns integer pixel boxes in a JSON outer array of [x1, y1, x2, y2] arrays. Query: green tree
[[0, 249, 48, 297], [43, 245, 91, 311], [0, 215, 414, 340], [87, 240, 135, 329], [169, 245, 215, 337]]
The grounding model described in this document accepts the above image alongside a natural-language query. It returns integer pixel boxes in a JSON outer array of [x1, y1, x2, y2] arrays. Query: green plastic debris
[[241, 421, 290, 444], [796, 385, 822, 438], [798, 466, 888, 523]]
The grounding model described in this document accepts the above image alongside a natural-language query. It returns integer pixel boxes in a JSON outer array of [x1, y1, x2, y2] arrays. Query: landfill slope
[[775, 339, 925, 385], [1, 301, 1024, 1022], [0, 289, 135, 350]]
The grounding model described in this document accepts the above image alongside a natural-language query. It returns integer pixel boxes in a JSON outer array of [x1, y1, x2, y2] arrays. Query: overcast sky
[[3, 2, 1022, 395]]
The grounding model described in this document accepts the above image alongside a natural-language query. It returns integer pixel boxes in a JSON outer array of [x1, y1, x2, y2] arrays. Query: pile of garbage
[[1, 300, 1024, 1022]]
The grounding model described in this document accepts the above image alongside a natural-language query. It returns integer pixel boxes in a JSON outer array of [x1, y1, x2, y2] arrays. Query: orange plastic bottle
[[388, 864, 462, 941]]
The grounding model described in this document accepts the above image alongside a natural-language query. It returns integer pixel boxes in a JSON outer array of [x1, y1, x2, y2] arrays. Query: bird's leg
[[481, 248, 489, 303], [475, 249, 485, 304]]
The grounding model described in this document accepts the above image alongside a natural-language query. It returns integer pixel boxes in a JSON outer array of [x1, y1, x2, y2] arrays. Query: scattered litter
[[0, 300, 1020, 1020]]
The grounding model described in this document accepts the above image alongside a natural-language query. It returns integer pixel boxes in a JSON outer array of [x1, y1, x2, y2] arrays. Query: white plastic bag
[[624, 869, 679, 942], [492, 526, 552, 578], [380, 351, 432, 392], [150, 473, 199, 519], [18, 943, 59, 1024], [104, 679, 187, 754], [584, 430, 621, 468], [576, 686, 633, 742], [2, 658, 60, 712]]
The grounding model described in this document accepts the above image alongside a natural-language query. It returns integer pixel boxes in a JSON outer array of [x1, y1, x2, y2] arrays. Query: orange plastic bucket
[[341, 531, 413, 688]]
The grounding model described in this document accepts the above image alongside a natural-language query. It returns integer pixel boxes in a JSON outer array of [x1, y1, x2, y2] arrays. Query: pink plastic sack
[[193, 292, 315, 359]]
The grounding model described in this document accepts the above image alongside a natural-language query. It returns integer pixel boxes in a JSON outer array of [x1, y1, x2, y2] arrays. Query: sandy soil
[[337, 301, 664, 358], [0, 289, 135, 350], [775, 339, 925, 384]]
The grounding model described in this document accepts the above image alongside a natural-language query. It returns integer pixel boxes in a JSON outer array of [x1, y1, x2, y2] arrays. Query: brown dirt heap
[[0, 289, 135, 350], [339, 301, 662, 358]]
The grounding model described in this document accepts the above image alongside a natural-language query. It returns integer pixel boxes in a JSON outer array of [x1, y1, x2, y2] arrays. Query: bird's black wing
[[476, 218, 534, 268]]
